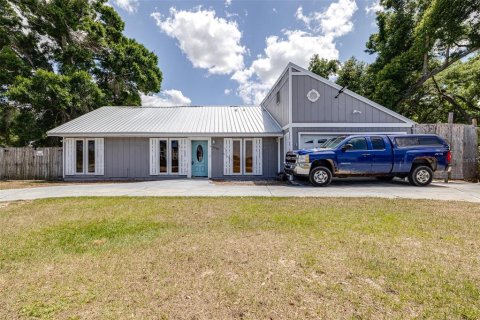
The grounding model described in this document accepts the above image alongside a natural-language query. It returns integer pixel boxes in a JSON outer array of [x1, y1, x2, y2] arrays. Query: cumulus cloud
[[141, 89, 192, 107], [232, 0, 357, 104], [225, 0, 232, 7], [151, 8, 246, 75], [224, 89, 231, 95], [295, 0, 357, 37], [111, 0, 138, 13], [365, 0, 384, 14]]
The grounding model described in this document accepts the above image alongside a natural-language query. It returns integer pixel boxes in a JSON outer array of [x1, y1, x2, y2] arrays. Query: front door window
[[196, 145, 203, 162]]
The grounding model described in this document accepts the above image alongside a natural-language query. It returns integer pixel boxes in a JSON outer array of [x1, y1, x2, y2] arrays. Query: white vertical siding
[[94, 138, 104, 175], [64, 138, 75, 175], [149, 138, 159, 175], [179, 138, 188, 175], [253, 138, 262, 175], [223, 138, 233, 175]]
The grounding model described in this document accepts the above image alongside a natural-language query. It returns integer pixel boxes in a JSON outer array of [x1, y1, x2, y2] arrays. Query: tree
[[413, 54, 480, 123], [308, 54, 339, 79], [336, 57, 369, 96], [0, 0, 162, 146], [365, 0, 480, 121]]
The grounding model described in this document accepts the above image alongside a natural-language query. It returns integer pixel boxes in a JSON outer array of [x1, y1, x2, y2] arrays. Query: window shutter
[[149, 138, 159, 175], [94, 138, 104, 175], [284, 132, 291, 152], [253, 138, 263, 175], [224, 138, 233, 175], [179, 138, 188, 175], [64, 138, 75, 175]]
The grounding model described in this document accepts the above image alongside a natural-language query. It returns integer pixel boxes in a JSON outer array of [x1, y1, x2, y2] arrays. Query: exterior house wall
[[261, 70, 290, 127], [290, 127, 412, 150], [65, 137, 181, 181], [211, 137, 279, 178], [291, 74, 404, 123], [65, 136, 279, 180]]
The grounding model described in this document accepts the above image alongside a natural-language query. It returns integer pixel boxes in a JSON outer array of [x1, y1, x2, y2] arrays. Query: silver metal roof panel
[[47, 106, 283, 137]]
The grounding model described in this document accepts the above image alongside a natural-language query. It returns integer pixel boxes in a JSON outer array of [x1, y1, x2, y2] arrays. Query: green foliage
[[0, 0, 162, 146], [308, 54, 339, 79], [309, 0, 479, 124], [7, 69, 104, 145], [336, 57, 370, 96], [366, 0, 479, 122]]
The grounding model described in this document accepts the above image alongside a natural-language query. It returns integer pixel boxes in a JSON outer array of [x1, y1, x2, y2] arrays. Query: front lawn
[[0, 197, 479, 319]]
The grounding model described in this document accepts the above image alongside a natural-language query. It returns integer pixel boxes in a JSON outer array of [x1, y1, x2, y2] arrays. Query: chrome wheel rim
[[314, 170, 328, 184], [416, 169, 430, 184]]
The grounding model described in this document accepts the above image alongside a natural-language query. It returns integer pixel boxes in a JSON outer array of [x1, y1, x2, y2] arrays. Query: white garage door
[[299, 134, 339, 149]]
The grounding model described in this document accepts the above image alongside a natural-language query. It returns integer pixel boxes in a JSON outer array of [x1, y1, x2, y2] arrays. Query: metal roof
[[47, 106, 283, 137]]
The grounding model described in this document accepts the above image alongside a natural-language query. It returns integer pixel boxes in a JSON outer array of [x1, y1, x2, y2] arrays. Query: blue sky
[[109, 0, 382, 106]]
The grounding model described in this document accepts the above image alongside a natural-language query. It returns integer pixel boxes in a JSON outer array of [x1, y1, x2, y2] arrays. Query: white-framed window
[[243, 139, 254, 175], [66, 138, 104, 176], [149, 138, 187, 175], [224, 138, 262, 176], [232, 138, 243, 175]]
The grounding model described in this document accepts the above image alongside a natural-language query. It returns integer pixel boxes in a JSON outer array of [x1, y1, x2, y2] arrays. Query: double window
[[75, 138, 96, 174], [225, 138, 261, 175], [230, 139, 255, 174], [156, 139, 180, 174]]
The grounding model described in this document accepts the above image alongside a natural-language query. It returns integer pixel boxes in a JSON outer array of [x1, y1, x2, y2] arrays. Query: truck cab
[[284, 134, 451, 187]]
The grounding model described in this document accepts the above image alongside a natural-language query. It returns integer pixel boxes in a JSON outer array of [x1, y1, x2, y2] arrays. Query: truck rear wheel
[[309, 166, 333, 187], [408, 165, 433, 186]]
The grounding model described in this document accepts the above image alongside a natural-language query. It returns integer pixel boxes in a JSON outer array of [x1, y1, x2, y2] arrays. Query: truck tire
[[408, 165, 433, 186], [309, 166, 333, 187]]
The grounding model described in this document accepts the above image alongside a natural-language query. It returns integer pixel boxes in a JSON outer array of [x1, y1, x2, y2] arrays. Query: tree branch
[[397, 46, 479, 106]]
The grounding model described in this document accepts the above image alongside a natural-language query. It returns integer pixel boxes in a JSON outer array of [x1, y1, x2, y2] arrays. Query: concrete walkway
[[0, 178, 479, 203]]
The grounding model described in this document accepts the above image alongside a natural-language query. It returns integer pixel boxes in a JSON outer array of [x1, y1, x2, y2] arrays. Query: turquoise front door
[[191, 140, 208, 177]]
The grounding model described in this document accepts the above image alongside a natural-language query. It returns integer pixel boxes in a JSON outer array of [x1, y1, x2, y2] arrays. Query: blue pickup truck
[[284, 134, 451, 187]]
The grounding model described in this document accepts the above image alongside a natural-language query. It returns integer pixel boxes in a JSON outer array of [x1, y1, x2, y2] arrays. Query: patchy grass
[[0, 180, 70, 190], [0, 197, 479, 319]]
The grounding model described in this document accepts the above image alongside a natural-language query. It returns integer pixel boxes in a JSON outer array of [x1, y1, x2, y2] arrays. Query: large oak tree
[[0, 0, 162, 146]]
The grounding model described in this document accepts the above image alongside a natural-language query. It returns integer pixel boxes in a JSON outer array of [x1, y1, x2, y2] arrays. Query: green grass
[[0, 197, 479, 319]]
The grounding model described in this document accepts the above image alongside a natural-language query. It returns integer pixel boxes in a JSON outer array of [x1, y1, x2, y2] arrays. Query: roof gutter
[[47, 132, 284, 138]]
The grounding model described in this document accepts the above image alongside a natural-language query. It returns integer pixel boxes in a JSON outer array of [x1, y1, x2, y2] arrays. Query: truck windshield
[[322, 136, 347, 148]]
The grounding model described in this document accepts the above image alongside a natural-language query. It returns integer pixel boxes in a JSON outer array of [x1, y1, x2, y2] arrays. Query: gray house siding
[[261, 70, 290, 127], [65, 137, 160, 181], [291, 127, 412, 150], [65, 137, 279, 181], [291, 74, 404, 123], [211, 137, 279, 178]]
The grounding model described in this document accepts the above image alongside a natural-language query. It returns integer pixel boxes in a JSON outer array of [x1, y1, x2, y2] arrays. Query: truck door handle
[[362, 153, 371, 156]]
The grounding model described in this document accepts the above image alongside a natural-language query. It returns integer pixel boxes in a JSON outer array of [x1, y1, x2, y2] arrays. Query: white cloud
[[272, 8, 277, 14], [151, 8, 246, 75], [224, 89, 231, 95], [365, 0, 384, 14], [232, 0, 358, 104], [295, 0, 357, 37], [225, 0, 232, 7], [141, 89, 192, 107], [111, 0, 138, 13]]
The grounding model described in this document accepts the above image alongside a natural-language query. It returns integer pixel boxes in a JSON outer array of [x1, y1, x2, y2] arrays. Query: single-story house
[[48, 62, 415, 180]]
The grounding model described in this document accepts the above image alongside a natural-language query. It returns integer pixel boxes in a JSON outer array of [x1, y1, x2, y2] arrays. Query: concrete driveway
[[0, 178, 479, 203]]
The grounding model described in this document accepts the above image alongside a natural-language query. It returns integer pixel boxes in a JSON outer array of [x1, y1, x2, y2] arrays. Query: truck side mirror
[[342, 144, 353, 152]]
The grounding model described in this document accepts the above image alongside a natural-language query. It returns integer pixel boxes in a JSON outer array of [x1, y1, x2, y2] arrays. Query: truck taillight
[[446, 150, 452, 164]]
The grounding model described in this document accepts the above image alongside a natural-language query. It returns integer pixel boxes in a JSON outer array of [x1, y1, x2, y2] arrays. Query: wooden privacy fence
[[413, 123, 478, 181], [0, 147, 63, 180]]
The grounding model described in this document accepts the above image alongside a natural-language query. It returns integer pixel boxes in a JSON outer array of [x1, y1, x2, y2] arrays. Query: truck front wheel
[[309, 166, 333, 187], [408, 165, 433, 186]]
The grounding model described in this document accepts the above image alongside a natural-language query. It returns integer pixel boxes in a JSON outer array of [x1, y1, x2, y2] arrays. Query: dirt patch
[[211, 179, 286, 186]]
